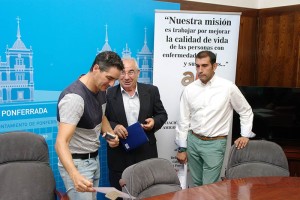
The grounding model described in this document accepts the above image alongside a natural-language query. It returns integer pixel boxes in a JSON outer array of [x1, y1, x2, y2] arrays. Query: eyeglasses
[[120, 70, 136, 77]]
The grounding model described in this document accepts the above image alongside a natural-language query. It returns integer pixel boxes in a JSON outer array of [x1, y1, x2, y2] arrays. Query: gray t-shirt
[[57, 79, 106, 154]]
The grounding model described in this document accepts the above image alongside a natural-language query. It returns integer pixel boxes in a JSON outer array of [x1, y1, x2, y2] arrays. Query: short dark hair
[[90, 51, 124, 72], [195, 51, 216, 65]]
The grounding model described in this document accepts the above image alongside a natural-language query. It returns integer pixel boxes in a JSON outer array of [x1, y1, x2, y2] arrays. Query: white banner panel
[[153, 10, 241, 188]]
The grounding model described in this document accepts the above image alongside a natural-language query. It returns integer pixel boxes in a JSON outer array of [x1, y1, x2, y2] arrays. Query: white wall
[[258, 0, 300, 8], [185, 0, 300, 9]]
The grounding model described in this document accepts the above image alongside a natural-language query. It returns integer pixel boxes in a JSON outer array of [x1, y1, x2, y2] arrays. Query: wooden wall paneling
[[277, 14, 297, 87], [258, 11, 300, 87], [235, 14, 258, 86], [295, 13, 300, 87], [258, 15, 282, 86]]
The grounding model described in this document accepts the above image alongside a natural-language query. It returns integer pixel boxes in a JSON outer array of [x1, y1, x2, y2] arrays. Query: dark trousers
[[109, 170, 123, 191]]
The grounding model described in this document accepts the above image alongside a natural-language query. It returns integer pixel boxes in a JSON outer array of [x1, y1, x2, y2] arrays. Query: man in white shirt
[[176, 50, 255, 186]]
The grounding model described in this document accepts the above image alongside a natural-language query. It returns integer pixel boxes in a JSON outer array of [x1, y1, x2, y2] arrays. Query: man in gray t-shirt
[[55, 51, 124, 200]]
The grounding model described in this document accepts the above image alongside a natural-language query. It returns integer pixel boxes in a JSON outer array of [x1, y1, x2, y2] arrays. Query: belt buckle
[[202, 136, 210, 140]]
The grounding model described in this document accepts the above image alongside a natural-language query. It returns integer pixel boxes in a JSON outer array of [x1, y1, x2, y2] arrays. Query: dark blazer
[[105, 82, 168, 171]]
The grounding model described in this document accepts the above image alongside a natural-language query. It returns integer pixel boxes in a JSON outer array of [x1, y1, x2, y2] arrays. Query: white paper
[[93, 187, 136, 199], [177, 163, 188, 189]]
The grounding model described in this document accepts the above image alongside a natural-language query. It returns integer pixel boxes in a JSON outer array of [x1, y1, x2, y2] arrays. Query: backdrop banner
[[153, 10, 241, 188], [0, 1, 180, 197]]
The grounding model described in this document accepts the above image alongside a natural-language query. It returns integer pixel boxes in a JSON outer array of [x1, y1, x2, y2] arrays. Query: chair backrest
[[121, 158, 182, 199], [0, 131, 56, 200], [225, 140, 289, 179]]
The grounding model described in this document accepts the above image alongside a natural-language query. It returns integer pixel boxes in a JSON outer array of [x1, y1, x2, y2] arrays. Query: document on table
[[93, 187, 136, 199]]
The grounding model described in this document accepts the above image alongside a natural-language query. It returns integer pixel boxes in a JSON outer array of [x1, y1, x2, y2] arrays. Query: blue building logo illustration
[[0, 17, 34, 104], [97, 25, 153, 84], [0, 19, 154, 105]]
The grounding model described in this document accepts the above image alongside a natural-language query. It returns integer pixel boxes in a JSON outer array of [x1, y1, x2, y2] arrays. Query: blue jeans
[[58, 156, 100, 200]]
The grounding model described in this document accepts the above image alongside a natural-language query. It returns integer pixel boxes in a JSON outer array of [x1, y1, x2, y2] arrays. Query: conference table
[[143, 176, 300, 200]]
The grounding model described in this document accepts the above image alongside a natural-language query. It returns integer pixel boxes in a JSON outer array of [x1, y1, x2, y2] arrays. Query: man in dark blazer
[[105, 58, 168, 190]]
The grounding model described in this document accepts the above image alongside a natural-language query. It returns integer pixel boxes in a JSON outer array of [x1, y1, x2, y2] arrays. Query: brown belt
[[191, 131, 227, 141]]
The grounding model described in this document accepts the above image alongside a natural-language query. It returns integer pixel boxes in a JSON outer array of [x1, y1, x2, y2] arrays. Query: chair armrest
[[55, 189, 69, 200]]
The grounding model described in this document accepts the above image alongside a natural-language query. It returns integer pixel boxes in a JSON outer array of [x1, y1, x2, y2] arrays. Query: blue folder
[[120, 122, 149, 151]]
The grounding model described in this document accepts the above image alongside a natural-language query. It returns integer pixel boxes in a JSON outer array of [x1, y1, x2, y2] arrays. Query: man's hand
[[114, 124, 128, 139], [105, 133, 119, 148], [141, 118, 154, 131], [234, 137, 249, 149], [71, 171, 95, 193], [176, 152, 188, 164]]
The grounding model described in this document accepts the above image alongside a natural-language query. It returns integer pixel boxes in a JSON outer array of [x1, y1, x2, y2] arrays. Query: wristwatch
[[178, 147, 187, 153]]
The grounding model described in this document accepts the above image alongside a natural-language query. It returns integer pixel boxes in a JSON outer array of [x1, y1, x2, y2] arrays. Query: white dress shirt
[[175, 75, 255, 148], [121, 86, 140, 126]]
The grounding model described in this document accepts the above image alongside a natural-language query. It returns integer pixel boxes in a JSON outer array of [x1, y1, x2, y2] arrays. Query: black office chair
[[121, 158, 182, 199], [0, 131, 68, 200], [225, 140, 289, 179]]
